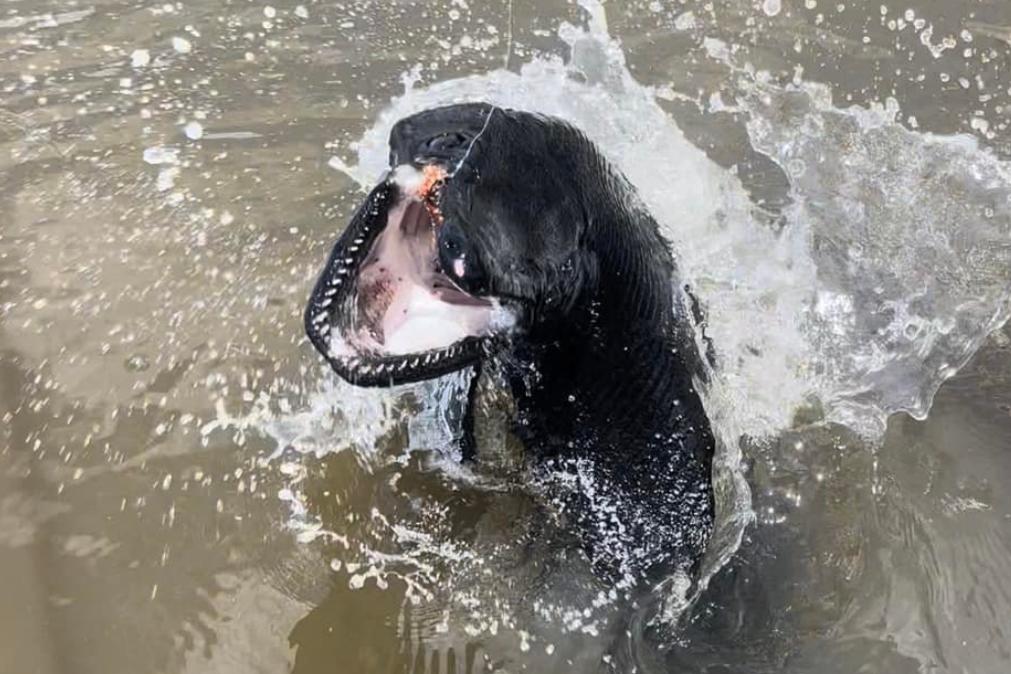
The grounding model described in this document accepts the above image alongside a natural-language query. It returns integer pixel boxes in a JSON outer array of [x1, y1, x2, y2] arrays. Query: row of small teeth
[[338, 342, 470, 376], [322, 233, 369, 300]]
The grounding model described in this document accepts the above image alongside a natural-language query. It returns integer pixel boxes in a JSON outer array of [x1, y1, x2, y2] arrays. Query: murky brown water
[[2, 1, 1011, 672]]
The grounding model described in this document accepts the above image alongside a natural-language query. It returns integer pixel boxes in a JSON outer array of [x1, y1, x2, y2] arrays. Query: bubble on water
[[142, 146, 178, 165], [762, 0, 782, 17], [156, 167, 179, 191], [971, 116, 991, 136], [171, 36, 192, 54], [130, 49, 150, 68], [674, 11, 696, 31], [124, 354, 150, 371], [184, 121, 204, 140]]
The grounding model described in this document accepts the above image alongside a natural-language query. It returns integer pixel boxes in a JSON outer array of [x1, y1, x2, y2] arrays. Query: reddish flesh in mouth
[[419, 164, 446, 225]]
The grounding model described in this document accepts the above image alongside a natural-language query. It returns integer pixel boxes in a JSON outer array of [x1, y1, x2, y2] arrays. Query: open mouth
[[305, 164, 513, 386]]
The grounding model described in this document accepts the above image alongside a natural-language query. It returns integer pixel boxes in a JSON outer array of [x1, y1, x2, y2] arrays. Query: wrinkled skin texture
[[307, 104, 714, 583]]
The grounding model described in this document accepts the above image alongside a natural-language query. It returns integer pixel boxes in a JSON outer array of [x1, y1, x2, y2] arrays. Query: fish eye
[[438, 221, 487, 294]]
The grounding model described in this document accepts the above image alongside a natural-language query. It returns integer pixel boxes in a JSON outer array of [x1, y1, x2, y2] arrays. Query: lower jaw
[[327, 334, 493, 387]]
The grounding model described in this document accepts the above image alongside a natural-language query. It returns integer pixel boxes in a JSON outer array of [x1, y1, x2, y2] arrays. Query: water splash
[[349, 7, 768, 596], [740, 77, 1011, 435], [247, 0, 1011, 639], [349, 15, 1011, 448]]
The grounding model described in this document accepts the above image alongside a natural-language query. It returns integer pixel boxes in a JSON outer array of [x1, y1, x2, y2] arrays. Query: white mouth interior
[[332, 168, 512, 359], [382, 283, 487, 354]]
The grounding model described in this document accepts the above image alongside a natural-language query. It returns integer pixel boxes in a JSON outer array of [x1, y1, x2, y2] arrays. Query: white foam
[[391, 164, 424, 194]]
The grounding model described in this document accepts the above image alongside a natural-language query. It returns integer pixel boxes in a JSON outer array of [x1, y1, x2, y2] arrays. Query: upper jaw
[[304, 168, 514, 387]]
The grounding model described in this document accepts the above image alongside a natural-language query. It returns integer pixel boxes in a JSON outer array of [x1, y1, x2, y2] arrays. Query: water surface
[[2, 1, 1011, 672]]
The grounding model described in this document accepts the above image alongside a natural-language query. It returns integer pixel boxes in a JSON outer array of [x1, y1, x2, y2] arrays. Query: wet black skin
[[306, 104, 715, 582]]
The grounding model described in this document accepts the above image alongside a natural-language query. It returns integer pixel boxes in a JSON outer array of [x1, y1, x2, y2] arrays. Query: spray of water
[[206, 0, 1011, 637]]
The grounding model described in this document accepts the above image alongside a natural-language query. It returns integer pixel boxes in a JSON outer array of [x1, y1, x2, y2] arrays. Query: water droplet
[[184, 121, 203, 140], [130, 49, 150, 67], [124, 354, 150, 371]]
